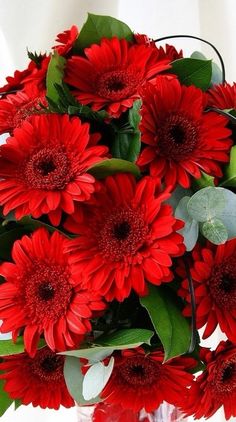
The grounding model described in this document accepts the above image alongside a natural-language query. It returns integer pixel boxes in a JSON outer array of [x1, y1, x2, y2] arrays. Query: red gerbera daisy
[[137, 77, 232, 189], [64, 37, 170, 118], [0, 228, 106, 357], [0, 113, 108, 225], [208, 82, 236, 109], [0, 87, 47, 135], [65, 173, 185, 302], [96, 347, 195, 413], [182, 341, 236, 420], [0, 347, 74, 409], [178, 239, 236, 342], [53, 25, 79, 56]]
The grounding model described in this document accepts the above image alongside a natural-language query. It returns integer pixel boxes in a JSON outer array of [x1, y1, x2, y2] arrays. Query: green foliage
[[191, 51, 223, 85], [88, 158, 140, 179], [187, 187, 226, 222], [140, 285, 191, 361], [46, 52, 66, 104], [27, 49, 45, 66], [175, 196, 199, 251], [201, 218, 228, 245], [171, 58, 212, 90], [75, 13, 133, 51], [0, 379, 12, 416], [0, 337, 46, 357], [221, 145, 236, 187]]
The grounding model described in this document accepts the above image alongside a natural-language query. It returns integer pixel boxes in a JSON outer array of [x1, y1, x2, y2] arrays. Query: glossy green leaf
[[0, 379, 12, 416], [175, 196, 199, 251], [0, 337, 46, 357], [64, 357, 100, 405], [171, 58, 212, 90], [201, 218, 228, 245], [191, 51, 222, 85], [192, 171, 215, 190], [75, 13, 133, 50], [140, 285, 191, 361], [46, 52, 66, 103], [111, 131, 141, 162], [221, 145, 236, 187], [187, 187, 226, 222], [88, 158, 140, 179]]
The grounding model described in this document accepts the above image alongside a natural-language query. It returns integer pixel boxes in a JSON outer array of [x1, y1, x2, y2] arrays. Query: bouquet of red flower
[[1, 13, 236, 421]]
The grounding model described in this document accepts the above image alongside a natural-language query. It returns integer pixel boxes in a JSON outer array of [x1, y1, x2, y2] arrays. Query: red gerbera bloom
[[0, 347, 74, 409], [0, 56, 49, 95], [178, 239, 236, 342], [137, 77, 232, 189], [53, 25, 79, 56], [0, 113, 108, 225], [0, 87, 47, 135], [64, 37, 170, 118], [96, 347, 195, 413], [208, 82, 236, 109], [182, 341, 236, 420], [0, 228, 106, 357], [65, 173, 185, 302]]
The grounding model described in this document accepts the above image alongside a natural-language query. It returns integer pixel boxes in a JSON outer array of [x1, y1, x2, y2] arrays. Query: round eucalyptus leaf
[[82, 357, 114, 400], [175, 196, 199, 251], [187, 187, 226, 222], [201, 218, 228, 245], [216, 188, 236, 239]]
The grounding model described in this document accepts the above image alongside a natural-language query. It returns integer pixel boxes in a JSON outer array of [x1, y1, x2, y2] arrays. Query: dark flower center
[[214, 358, 236, 395], [96, 68, 142, 101], [208, 257, 236, 310], [119, 356, 161, 387], [22, 147, 72, 190], [23, 262, 72, 324], [96, 207, 149, 261], [38, 283, 55, 301], [31, 348, 64, 382], [113, 221, 131, 240], [157, 112, 199, 161]]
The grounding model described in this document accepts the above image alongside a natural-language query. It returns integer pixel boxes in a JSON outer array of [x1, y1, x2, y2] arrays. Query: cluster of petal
[[65, 36, 170, 117], [65, 173, 185, 302], [138, 76, 232, 189], [178, 239, 236, 342], [208, 82, 236, 109], [97, 347, 195, 413], [0, 228, 106, 356], [0, 347, 74, 409], [182, 341, 236, 420], [0, 113, 108, 225], [53, 25, 79, 56]]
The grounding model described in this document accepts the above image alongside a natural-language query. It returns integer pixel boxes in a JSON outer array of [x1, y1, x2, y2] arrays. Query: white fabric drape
[[0, 1, 236, 421]]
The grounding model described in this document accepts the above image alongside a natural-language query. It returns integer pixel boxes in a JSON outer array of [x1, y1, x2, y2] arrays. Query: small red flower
[[53, 25, 79, 56], [97, 347, 195, 413], [137, 77, 232, 189], [0, 228, 106, 357], [208, 82, 236, 109], [0, 87, 47, 135], [0, 113, 108, 225], [64, 37, 170, 118], [65, 173, 185, 302], [178, 239, 236, 342], [182, 341, 236, 420], [0, 347, 74, 409]]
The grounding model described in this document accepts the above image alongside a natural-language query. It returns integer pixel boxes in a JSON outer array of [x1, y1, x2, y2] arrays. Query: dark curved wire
[[183, 254, 197, 353], [154, 34, 226, 83]]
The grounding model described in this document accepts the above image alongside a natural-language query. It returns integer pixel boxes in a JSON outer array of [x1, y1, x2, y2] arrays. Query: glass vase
[[76, 402, 187, 422]]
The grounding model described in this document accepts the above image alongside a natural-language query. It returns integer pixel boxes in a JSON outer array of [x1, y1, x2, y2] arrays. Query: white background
[[1, 0, 236, 420]]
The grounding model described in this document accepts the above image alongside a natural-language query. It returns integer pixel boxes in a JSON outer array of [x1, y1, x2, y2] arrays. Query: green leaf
[[201, 218, 228, 245], [60, 328, 154, 359], [175, 196, 199, 251], [140, 285, 191, 361], [0, 337, 46, 357], [166, 185, 193, 210], [97, 328, 153, 347], [64, 356, 100, 405], [75, 13, 133, 51], [217, 189, 236, 239], [191, 51, 222, 85], [82, 357, 114, 400], [192, 171, 215, 190], [46, 52, 66, 104], [88, 158, 140, 179], [221, 145, 236, 187], [0, 378, 12, 416], [111, 131, 141, 162], [171, 58, 212, 90], [187, 187, 226, 222], [0, 227, 31, 261], [128, 100, 142, 130]]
